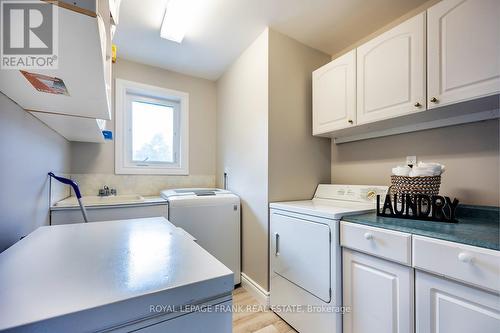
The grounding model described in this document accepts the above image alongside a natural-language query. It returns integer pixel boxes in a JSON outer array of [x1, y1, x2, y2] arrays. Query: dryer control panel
[[314, 184, 388, 203]]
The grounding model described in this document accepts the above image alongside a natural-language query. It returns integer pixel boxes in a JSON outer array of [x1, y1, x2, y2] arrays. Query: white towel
[[392, 165, 411, 176], [409, 162, 445, 177]]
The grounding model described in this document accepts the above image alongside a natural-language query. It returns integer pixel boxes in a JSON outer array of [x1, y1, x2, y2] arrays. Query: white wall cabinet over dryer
[[427, 0, 500, 108], [312, 0, 500, 140], [356, 13, 426, 124], [312, 50, 356, 135]]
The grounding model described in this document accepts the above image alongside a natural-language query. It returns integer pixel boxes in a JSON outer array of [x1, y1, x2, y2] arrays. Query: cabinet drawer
[[340, 222, 412, 265], [413, 235, 500, 293]]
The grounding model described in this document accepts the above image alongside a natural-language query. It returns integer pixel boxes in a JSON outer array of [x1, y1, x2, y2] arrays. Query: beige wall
[[268, 30, 331, 202], [71, 59, 217, 194], [217, 29, 332, 291], [216, 29, 269, 289], [331, 0, 440, 59], [0, 93, 71, 251], [331, 120, 500, 206]]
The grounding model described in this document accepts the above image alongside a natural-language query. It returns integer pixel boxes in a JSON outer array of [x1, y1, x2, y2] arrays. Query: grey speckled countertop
[[342, 205, 500, 251]]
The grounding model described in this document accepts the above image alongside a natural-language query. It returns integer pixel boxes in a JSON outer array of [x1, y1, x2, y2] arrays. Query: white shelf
[[31, 112, 105, 143], [327, 95, 500, 144]]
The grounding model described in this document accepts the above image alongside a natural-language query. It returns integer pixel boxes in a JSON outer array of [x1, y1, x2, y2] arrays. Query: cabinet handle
[[348, 119, 354, 124], [414, 102, 422, 108], [458, 252, 473, 263], [363, 232, 373, 240], [275, 233, 280, 256], [430, 97, 438, 103]]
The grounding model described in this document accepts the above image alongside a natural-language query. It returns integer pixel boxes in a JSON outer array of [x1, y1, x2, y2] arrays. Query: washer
[[269, 184, 388, 333], [161, 188, 241, 285]]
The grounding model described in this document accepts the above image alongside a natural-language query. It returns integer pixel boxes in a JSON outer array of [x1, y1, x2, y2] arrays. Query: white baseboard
[[240, 273, 270, 307]]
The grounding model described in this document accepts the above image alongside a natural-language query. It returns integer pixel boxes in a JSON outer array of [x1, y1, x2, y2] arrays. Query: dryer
[[269, 184, 388, 333]]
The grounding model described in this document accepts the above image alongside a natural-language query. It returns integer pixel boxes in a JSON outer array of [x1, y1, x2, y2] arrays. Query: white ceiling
[[113, 0, 428, 80]]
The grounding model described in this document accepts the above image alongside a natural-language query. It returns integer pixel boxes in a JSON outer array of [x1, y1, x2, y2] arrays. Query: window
[[115, 79, 189, 175]]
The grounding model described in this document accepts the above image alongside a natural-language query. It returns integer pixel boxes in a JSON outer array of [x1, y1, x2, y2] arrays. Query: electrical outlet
[[406, 155, 417, 166]]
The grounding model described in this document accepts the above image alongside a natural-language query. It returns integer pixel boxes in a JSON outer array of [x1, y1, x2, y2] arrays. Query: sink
[[55, 195, 145, 207]]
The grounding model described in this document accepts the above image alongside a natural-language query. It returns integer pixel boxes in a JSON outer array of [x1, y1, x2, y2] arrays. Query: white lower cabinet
[[416, 271, 500, 333], [343, 248, 414, 333], [340, 221, 500, 333]]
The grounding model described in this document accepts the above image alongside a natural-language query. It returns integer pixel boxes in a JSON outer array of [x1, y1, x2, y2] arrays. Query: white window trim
[[115, 78, 189, 175]]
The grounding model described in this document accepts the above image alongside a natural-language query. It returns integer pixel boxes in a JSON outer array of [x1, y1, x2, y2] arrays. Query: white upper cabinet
[[356, 13, 426, 124], [313, 50, 356, 135], [0, 1, 112, 121], [427, 0, 500, 108]]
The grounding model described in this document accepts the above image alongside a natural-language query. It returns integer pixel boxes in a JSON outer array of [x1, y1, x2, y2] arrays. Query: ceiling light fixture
[[160, 0, 189, 43]]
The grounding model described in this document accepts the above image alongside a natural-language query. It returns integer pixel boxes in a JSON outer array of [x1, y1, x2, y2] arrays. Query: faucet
[[98, 185, 116, 196]]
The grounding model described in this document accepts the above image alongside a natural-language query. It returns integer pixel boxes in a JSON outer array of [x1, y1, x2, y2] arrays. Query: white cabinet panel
[[313, 50, 356, 134], [427, 0, 500, 108], [343, 248, 414, 333], [416, 271, 500, 333], [271, 212, 331, 302], [341, 221, 412, 265], [356, 13, 426, 124], [413, 235, 500, 293]]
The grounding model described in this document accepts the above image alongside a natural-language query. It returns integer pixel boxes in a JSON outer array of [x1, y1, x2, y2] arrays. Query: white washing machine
[[161, 188, 241, 285], [269, 184, 388, 333]]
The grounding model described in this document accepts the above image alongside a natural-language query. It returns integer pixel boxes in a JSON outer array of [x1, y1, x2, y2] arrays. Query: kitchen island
[[0, 217, 233, 332]]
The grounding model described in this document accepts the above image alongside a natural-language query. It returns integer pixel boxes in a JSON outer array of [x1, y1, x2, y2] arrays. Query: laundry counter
[[342, 205, 499, 250], [0, 217, 233, 332]]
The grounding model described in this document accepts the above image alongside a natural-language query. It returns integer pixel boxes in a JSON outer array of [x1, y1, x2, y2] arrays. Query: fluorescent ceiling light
[[160, 0, 188, 43]]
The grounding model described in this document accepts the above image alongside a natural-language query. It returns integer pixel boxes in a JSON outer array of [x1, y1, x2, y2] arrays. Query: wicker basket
[[390, 175, 441, 198]]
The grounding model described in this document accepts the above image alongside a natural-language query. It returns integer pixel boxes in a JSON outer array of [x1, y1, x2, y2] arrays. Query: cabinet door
[[357, 13, 426, 124], [343, 248, 414, 333], [313, 50, 356, 134], [416, 271, 500, 333], [427, 0, 500, 108]]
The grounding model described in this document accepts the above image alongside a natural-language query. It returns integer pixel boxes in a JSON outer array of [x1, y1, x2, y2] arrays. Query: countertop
[[0, 217, 233, 332], [342, 205, 500, 251]]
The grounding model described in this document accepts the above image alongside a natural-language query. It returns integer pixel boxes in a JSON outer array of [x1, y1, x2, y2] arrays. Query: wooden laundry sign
[[376, 194, 459, 223]]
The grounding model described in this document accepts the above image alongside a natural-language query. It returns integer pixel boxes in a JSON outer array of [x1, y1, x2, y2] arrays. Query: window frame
[[115, 79, 189, 175], [125, 94, 180, 167]]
